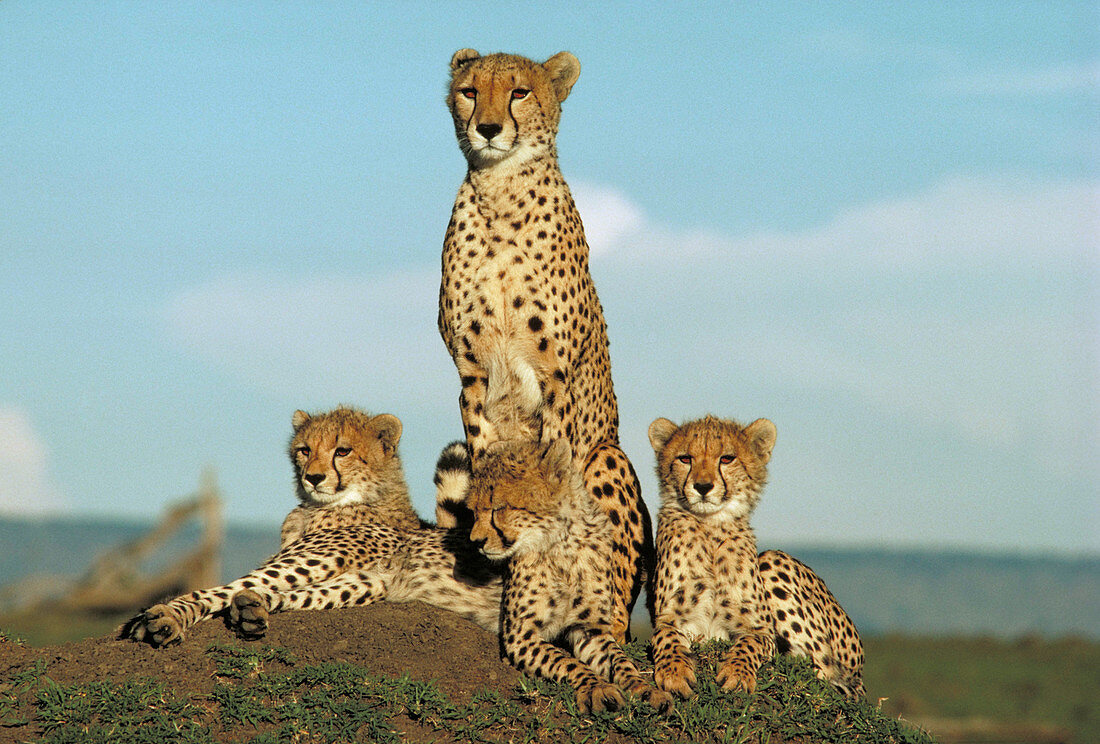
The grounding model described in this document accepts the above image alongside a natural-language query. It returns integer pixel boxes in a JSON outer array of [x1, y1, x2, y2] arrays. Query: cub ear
[[542, 51, 580, 102], [648, 418, 679, 453], [541, 438, 574, 479], [745, 419, 777, 463], [371, 414, 403, 455], [451, 48, 480, 71], [292, 410, 310, 429]]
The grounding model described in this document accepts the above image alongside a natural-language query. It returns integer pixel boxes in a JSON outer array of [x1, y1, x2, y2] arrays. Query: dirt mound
[[0, 601, 934, 744], [0, 601, 521, 732]]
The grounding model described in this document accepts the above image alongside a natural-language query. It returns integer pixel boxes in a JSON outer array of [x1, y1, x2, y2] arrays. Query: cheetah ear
[[371, 414, 403, 456], [648, 418, 679, 453], [292, 410, 310, 429], [542, 51, 580, 102], [540, 438, 574, 480], [745, 419, 777, 463], [451, 48, 480, 71]]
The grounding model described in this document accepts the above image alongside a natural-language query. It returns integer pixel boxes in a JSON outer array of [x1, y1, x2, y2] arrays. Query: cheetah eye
[[295, 446, 310, 458], [334, 447, 352, 457], [677, 455, 692, 465], [460, 88, 476, 99], [511, 88, 530, 100], [720, 455, 736, 465]]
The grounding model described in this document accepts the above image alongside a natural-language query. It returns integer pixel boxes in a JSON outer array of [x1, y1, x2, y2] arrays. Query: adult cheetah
[[439, 48, 650, 641]]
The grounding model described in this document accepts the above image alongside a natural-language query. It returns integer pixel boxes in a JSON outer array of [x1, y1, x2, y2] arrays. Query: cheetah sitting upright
[[647, 415, 865, 699], [439, 48, 651, 641], [465, 437, 673, 714], [125, 407, 502, 647]]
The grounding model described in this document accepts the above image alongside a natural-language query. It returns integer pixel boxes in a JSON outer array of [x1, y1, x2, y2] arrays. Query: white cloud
[[161, 177, 1099, 551], [570, 181, 646, 255], [586, 177, 1099, 483], [0, 407, 65, 515], [591, 177, 1098, 270], [938, 61, 1100, 96], [162, 269, 455, 411], [163, 178, 1098, 479]]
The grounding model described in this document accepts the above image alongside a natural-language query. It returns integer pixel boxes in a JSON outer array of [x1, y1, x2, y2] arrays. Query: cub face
[[289, 408, 402, 507], [648, 416, 777, 520], [466, 438, 576, 560], [448, 48, 580, 169]]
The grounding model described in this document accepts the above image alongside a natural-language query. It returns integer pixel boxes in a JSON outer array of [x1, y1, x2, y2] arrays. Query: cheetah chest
[[511, 546, 608, 640], [659, 516, 760, 642]]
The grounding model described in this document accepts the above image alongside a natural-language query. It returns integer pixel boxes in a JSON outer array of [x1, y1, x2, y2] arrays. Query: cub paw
[[716, 663, 757, 694], [654, 659, 697, 699], [128, 604, 183, 647], [229, 590, 269, 639], [639, 686, 675, 713], [576, 681, 625, 714]]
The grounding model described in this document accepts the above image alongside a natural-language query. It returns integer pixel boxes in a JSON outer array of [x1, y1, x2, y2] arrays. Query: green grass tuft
[[1, 639, 934, 743]]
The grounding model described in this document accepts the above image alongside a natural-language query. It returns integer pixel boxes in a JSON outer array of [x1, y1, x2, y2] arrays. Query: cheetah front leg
[[503, 615, 624, 714], [127, 543, 354, 646], [651, 621, 697, 699], [229, 573, 389, 639], [582, 442, 650, 643], [455, 364, 501, 462], [716, 631, 777, 694], [535, 363, 570, 448], [126, 579, 264, 647], [570, 628, 673, 712]]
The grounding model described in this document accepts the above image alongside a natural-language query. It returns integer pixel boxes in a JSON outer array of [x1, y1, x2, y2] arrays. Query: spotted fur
[[125, 408, 502, 647], [439, 49, 651, 641], [647, 415, 865, 699], [465, 438, 672, 714]]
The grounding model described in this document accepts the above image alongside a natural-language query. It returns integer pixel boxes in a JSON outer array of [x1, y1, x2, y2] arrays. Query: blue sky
[[1, 2, 1096, 555]]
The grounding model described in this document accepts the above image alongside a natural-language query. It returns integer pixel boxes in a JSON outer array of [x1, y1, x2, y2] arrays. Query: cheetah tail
[[433, 440, 471, 529]]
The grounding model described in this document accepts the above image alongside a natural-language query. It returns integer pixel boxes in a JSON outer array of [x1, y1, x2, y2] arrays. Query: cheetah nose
[[304, 473, 326, 487], [476, 123, 503, 140], [694, 482, 714, 496]]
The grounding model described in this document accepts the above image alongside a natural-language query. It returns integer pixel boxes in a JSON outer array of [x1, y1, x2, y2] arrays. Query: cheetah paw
[[576, 681, 625, 714], [654, 661, 696, 699], [128, 604, 183, 647], [716, 664, 757, 694], [639, 686, 675, 713], [229, 590, 269, 639]]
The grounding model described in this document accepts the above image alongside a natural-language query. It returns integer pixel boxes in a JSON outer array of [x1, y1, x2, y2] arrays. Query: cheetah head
[[448, 49, 580, 170], [289, 407, 403, 508], [648, 416, 777, 521], [465, 438, 581, 560]]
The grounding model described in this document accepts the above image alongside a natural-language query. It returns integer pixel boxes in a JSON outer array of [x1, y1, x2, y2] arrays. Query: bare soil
[[0, 601, 523, 742]]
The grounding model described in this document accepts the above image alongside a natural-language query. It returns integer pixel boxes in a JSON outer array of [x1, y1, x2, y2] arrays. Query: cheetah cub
[[440, 48, 652, 642], [648, 416, 865, 699], [466, 438, 673, 714], [125, 407, 502, 646]]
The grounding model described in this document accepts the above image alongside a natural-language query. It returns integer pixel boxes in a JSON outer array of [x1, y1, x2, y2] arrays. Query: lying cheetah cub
[[648, 416, 865, 699], [126, 407, 502, 646], [466, 438, 673, 714]]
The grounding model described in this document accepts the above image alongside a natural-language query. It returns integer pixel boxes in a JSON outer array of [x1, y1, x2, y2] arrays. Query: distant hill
[[777, 546, 1100, 638], [1, 516, 1096, 638]]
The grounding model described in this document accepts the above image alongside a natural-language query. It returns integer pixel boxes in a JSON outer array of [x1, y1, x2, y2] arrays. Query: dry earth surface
[[0, 601, 525, 743]]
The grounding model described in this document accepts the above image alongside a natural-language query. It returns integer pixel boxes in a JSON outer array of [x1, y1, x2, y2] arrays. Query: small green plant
[[0, 628, 27, 646], [33, 677, 214, 744], [2, 638, 935, 743], [206, 640, 297, 679]]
